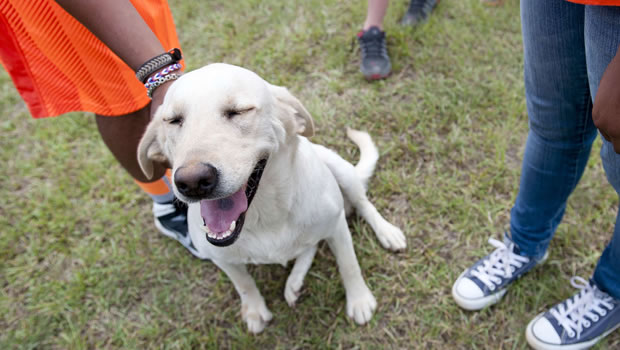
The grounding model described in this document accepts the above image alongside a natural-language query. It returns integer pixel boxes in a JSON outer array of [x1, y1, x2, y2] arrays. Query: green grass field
[[1, 0, 619, 348]]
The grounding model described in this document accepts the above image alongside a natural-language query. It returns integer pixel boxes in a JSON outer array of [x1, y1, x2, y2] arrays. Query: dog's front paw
[[241, 300, 273, 334], [284, 275, 304, 307], [346, 287, 377, 325], [376, 222, 407, 251]]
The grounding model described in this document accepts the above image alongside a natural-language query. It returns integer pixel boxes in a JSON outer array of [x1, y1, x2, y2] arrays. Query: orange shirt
[[566, 0, 620, 5], [0, 0, 182, 118]]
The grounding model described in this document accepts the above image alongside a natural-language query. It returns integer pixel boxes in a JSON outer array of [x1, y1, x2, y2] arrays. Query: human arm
[[593, 44, 620, 153], [54, 0, 177, 116]]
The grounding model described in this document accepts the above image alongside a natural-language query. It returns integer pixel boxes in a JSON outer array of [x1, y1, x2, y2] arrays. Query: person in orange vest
[[0, 0, 207, 259]]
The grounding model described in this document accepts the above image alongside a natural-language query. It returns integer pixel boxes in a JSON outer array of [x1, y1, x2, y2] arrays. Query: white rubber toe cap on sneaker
[[452, 271, 506, 311], [528, 315, 561, 345], [454, 277, 484, 299]]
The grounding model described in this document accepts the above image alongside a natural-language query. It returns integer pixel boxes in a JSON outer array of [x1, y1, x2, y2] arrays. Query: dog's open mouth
[[199, 159, 267, 247]]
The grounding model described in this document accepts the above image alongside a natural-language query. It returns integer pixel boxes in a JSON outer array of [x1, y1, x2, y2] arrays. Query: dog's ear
[[137, 117, 167, 180], [269, 84, 315, 137]]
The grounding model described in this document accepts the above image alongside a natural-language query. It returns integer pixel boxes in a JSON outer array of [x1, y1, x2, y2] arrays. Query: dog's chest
[[234, 228, 316, 265], [188, 204, 331, 265]]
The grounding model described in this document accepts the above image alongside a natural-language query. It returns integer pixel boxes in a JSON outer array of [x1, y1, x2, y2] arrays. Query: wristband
[[147, 73, 181, 98], [145, 63, 182, 87], [135, 48, 182, 83]]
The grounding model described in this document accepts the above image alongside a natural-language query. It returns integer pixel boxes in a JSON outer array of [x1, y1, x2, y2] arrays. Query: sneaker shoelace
[[358, 31, 387, 60], [549, 276, 615, 339], [470, 238, 530, 291]]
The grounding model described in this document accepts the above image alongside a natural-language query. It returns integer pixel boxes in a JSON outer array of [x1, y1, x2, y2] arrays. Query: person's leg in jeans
[[586, 4, 620, 302], [452, 0, 597, 311], [526, 6, 620, 350], [510, 0, 598, 259]]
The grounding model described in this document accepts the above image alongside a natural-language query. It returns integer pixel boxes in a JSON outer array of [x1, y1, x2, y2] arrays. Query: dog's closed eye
[[224, 107, 255, 119], [164, 115, 184, 126]]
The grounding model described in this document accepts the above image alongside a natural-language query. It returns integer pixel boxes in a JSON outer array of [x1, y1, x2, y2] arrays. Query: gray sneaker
[[452, 234, 548, 310], [400, 0, 440, 26], [526, 277, 620, 350], [357, 26, 391, 80]]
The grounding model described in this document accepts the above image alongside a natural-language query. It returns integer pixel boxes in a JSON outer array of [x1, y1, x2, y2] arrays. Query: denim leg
[[510, 0, 598, 258], [596, 145, 620, 299], [585, 5, 620, 300]]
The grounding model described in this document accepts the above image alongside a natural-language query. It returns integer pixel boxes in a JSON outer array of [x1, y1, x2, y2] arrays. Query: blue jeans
[[511, 0, 620, 299]]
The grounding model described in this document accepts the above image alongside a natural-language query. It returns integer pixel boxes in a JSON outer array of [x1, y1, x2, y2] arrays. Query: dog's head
[[138, 63, 314, 247]]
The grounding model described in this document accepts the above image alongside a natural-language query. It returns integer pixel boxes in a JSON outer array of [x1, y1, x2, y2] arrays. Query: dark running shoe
[[357, 26, 391, 80], [526, 277, 620, 350], [153, 200, 208, 260], [400, 0, 440, 26]]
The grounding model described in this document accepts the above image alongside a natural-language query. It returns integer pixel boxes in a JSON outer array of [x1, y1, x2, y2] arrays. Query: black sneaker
[[526, 277, 620, 350], [400, 0, 439, 26], [153, 200, 208, 260], [357, 26, 391, 80]]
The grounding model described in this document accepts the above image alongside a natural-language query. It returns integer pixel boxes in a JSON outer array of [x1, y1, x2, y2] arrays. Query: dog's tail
[[346, 128, 379, 190]]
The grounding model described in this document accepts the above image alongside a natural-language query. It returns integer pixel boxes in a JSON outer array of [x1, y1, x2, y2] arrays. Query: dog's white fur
[[138, 63, 406, 333]]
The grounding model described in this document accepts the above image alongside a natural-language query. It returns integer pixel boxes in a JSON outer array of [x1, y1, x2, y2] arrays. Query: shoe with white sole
[[153, 200, 208, 260], [526, 276, 620, 350], [452, 234, 548, 311]]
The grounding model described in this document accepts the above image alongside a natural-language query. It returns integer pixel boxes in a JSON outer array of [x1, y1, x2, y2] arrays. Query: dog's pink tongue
[[200, 187, 247, 233]]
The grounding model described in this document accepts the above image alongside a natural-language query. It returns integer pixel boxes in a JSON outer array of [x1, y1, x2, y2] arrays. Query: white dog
[[137, 63, 406, 333]]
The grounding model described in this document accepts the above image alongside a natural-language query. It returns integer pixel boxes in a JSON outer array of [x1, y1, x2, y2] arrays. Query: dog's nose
[[174, 163, 219, 198]]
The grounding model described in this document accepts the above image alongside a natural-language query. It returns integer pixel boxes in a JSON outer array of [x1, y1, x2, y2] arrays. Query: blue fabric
[[510, 0, 620, 299]]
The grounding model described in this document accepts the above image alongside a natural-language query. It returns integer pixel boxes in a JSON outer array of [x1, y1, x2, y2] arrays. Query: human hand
[[593, 46, 620, 154]]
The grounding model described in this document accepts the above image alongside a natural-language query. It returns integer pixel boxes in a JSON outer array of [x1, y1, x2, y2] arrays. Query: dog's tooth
[[229, 221, 236, 232], [202, 224, 216, 238], [205, 227, 216, 239]]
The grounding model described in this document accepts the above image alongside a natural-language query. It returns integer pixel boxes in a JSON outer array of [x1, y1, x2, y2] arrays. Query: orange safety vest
[[0, 0, 182, 118], [566, 0, 620, 5]]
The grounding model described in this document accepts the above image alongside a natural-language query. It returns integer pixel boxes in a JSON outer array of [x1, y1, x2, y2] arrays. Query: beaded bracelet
[[135, 48, 182, 83], [147, 73, 181, 98], [144, 63, 182, 88]]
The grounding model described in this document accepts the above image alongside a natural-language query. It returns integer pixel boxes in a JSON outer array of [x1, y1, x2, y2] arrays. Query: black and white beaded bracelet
[[146, 73, 182, 98], [135, 48, 182, 83]]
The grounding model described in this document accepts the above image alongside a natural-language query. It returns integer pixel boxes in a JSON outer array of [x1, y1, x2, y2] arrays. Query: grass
[[1, 0, 619, 348]]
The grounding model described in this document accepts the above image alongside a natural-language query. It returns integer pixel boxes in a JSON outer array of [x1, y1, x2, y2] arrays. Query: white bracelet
[[146, 73, 181, 98]]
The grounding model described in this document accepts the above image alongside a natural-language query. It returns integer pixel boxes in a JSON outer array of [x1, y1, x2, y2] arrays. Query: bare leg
[[364, 0, 389, 30], [95, 106, 166, 183], [215, 262, 273, 333], [326, 213, 376, 324], [284, 245, 317, 307]]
